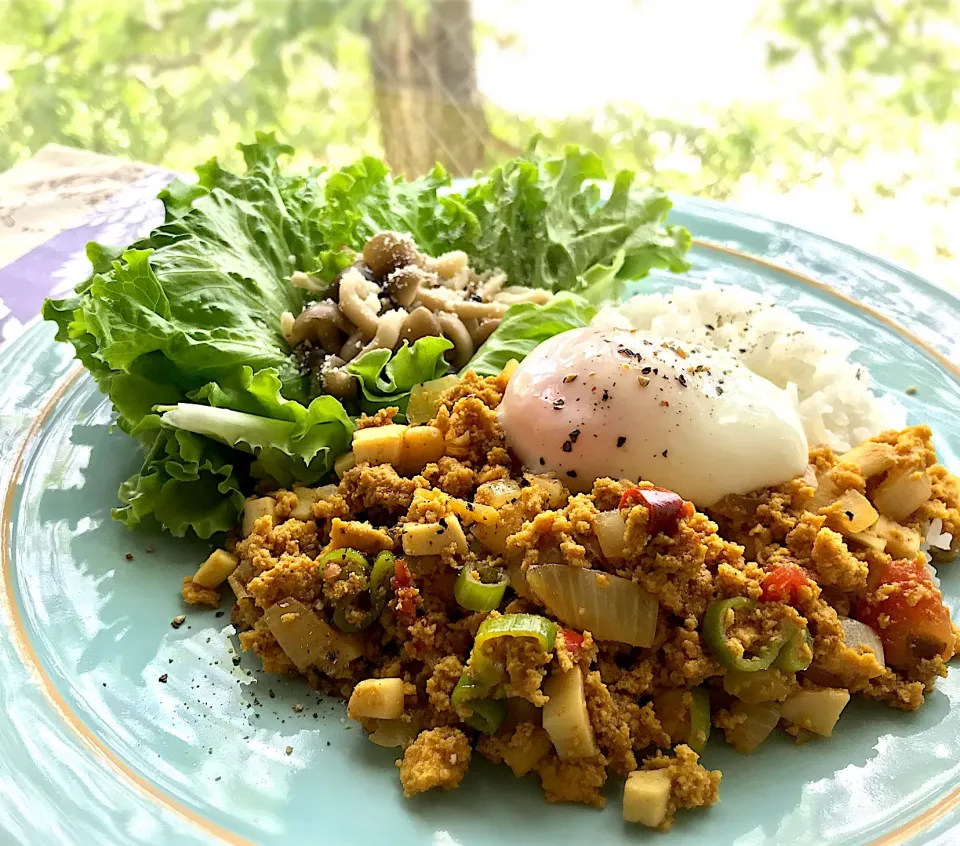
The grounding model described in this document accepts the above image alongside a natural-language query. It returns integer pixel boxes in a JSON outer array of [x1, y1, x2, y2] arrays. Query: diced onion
[[594, 511, 627, 559], [726, 700, 781, 753], [526, 564, 658, 647], [369, 719, 420, 749], [840, 618, 886, 668]]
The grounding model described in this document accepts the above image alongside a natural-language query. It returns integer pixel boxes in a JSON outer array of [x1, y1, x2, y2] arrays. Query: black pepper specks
[[617, 436, 627, 448], [569, 428, 581, 444], [553, 399, 565, 410], [566, 470, 578, 479], [561, 441, 573, 453]]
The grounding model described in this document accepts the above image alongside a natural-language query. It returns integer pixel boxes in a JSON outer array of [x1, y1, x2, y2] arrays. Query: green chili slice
[[319, 547, 368, 572], [454, 565, 508, 612], [474, 613, 558, 654], [703, 597, 787, 672], [332, 550, 395, 633], [773, 625, 813, 672]]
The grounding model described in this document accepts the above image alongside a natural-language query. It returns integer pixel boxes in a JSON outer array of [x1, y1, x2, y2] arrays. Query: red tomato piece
[[562, 629, 584, 657], [393, 558, 413, 589], [392, 559, 419, 627], [760, 563, 811, 604], [618, 486, 690, 535], [857, 559, 954, 669]]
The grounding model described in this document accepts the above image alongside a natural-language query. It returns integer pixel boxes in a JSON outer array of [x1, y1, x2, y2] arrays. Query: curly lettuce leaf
[[448, 145, 691, 301], [42, 133, 690, 538], [311, 144, 689, 301], [348, 337, 454, 417], [113, 428, 246, 539], [153, 367, 354, 487], [465, 293, 597, 378]]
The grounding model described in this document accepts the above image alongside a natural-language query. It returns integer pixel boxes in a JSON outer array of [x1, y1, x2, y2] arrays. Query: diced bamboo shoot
[[447, 497, 499, 526], [475, 479, 522, 509], [831, 489, 879, 534], [290, 485, 337, 521], [524, 474, 566, 509], [401, 515, 468, 556], [623, 770, 672, 827], [542, 667, 598, 760], [347, 678, 405, 720], [780, 688, 850, 737], [872, 515, 921, 558], [329, 518, 393, 553], [838, 441, 897, 478], [400, 425, 445, 474], [242, 497, 276, 537], [873, 467, 931, 521], [193, 549, 239, 589], [352, 424, 407, 466], [471, 513, 522, 556]]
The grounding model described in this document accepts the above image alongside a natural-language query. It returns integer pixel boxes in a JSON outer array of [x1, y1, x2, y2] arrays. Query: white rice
[[593, 282, 906, 453]]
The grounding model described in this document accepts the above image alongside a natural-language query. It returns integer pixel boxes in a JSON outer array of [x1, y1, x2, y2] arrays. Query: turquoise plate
[[2, 198, 959, 846]]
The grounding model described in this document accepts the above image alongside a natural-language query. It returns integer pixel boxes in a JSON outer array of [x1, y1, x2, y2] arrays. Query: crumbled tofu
[[181, 576, 220, 607], [398, 727, 471, 797]]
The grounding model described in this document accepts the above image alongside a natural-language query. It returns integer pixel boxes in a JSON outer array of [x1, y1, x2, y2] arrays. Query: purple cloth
[[0, 170, 175, 344]]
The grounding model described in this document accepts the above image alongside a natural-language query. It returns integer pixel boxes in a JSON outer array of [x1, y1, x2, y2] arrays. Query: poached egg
[[498, 327, 808, 505]]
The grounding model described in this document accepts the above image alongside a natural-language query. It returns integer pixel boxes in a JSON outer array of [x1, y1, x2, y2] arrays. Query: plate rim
[[3, 234, 960, 846]]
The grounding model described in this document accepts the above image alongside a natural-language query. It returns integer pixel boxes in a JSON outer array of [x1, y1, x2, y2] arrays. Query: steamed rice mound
[[593, 282, 906, 453]]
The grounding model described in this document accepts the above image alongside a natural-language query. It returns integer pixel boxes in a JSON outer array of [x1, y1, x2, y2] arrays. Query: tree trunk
[[367, 0, 488, 177]]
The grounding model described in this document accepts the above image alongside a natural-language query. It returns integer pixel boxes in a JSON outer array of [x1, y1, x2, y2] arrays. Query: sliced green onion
[[451, 674, 507, 733], [455, 565, 508, 612], [455, 681, 506, 734], [773, 625, 813, 672], [703, 597, 787, 673], [452, 613, 558, 731], [465, 698, 508, 734], [332, 550, 396, 633]]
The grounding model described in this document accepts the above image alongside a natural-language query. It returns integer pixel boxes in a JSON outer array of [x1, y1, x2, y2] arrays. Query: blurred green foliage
[[0, 0, 957, 211]]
